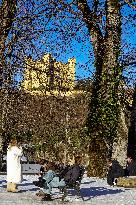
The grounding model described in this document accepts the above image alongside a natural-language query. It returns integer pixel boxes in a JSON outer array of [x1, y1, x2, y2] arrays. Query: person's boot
[[36, 190, 45, 197], [11, 183, 19, 192], [41, 194, 52, 201], [7, 182, 12, 192]]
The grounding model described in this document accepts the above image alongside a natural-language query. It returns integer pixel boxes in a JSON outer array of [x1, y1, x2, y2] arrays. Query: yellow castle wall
[[22, 54, 76, 93]]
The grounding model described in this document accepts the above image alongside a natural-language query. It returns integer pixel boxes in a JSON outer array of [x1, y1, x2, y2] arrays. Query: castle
[[22, 54, 76, 94]]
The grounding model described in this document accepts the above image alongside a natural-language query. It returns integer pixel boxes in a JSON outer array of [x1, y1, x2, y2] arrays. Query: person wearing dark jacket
[[107, 159, 124, 185], [63, 156, 83, 186], [124, 156, 136, 176]]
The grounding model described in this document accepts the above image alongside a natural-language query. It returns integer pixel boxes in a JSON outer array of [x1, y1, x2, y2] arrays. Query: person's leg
[[36, 180, 51, 197], [7, 182, 12, 192], [41, 177, 65, 201], [43, 182, 51, 194], [50, 177, 66, 188], [107, 171, 114, 186], [42, 178, 66, 201], [41, 182, 52, 201]]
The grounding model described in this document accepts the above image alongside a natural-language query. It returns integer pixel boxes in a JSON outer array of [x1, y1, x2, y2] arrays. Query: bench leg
[[75, 185, 84, 201], [61, 187, 68, 202], [61, 185, 84, 202]]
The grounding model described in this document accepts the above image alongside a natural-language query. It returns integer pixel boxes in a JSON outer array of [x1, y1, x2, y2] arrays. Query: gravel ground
[[1, 175, 136, 205]]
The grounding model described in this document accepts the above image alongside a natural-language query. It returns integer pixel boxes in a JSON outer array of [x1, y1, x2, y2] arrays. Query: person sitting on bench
[[60, 156, 84, 201], [36, 156, 84, 201], [107, 159, 124, 186], [124, 156, 136, 176], [36, 161, 65, 201], [61, 156, 84, 186], [33, 159, 48, 188]]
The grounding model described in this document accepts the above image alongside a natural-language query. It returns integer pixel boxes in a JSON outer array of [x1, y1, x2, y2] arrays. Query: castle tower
[[22, 54, 76, 93], [67, 58, 76, 90]]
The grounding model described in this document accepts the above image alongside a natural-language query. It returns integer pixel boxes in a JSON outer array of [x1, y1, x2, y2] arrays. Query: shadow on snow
[[80, 187, 124, 201]]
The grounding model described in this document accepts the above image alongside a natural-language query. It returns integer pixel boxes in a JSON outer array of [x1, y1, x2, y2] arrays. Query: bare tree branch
[[93, 0, 99, 13], [77, 0, 102, 34], [124, 0, 136, 9]]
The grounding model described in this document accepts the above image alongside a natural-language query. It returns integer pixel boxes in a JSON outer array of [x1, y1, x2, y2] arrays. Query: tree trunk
[[78, 0, 121, 176], [128, 85, 136, 158], [0, 0, 17, 169], [112, 108, 129, 167], [0, 0, 17, 84]]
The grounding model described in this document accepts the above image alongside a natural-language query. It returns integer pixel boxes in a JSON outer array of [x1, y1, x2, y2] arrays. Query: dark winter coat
[[63, 164, 84, 185], [59, 165, 70, 179], [125, 161, 136, 176], [33, 165, 45, 187], [107, 160, 124, 185]]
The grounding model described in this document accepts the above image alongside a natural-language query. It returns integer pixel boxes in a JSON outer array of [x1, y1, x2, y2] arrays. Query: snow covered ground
[[1, 174, 136, 205]]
